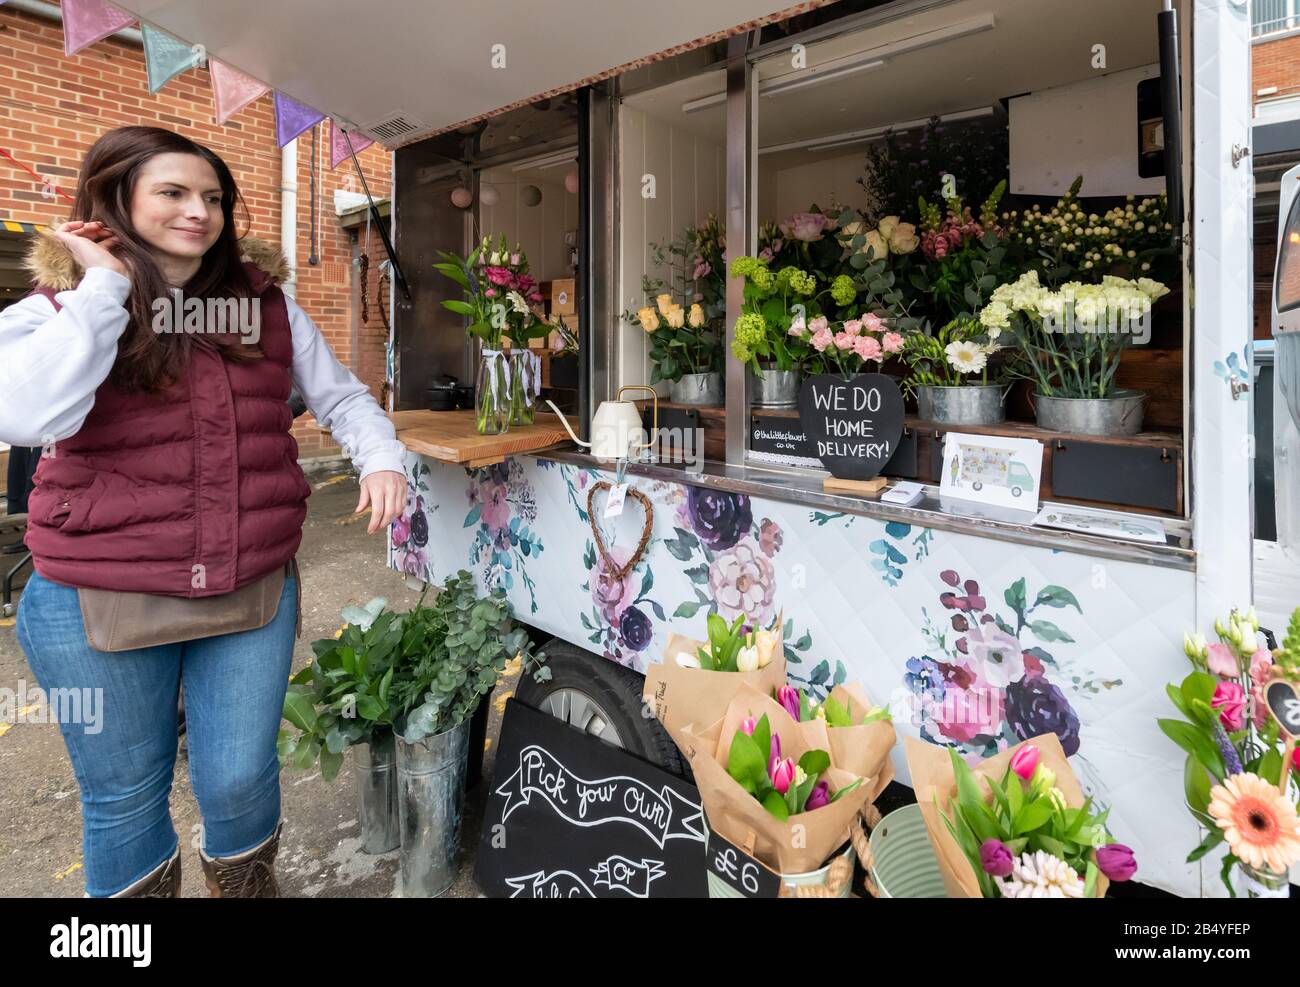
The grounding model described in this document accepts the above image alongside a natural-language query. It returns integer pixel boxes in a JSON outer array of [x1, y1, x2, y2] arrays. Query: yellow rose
[[889, 221, 919, 254], [656, 293, 674, 317], [637, 306, 660, 333], [688, 303, 705, 328], [666, 305, 686, 329], [863, 229, 889, 260], [877, 215, 900, 239], [754, 628, 779, 668]]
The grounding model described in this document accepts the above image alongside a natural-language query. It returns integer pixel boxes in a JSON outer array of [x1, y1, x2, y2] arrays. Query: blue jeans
[[16, 570, 296, 896]]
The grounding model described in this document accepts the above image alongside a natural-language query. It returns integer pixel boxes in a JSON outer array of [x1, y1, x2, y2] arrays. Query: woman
[[0, 126, 409, 898]]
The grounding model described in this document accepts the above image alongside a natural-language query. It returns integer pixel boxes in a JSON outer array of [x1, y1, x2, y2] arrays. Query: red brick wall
[[1254, 33, 1300, 98], [0, 4, 392, 460]]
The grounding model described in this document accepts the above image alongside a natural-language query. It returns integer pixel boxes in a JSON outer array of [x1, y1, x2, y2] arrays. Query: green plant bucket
[[867, 804, 947, 898], [703, 823, 855, 898]]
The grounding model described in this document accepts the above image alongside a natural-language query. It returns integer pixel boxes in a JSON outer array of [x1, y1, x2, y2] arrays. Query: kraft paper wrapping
[[904, 733, 1110, 898], [643, 631, 787, 758], [682, 682, 874, 874], [824, 682, 897, 800]]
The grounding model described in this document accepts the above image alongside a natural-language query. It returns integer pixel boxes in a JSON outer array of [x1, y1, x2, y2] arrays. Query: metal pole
[[724, 33, 756, 466], [345, 131, 411, 302]]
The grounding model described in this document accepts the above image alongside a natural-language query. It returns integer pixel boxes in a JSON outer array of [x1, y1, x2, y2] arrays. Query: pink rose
[[930, 677, 1004, 744], [484, 287, 496, 298], [758, 247, 774, 263], [778, 211, 829, 242], [834, 331, 855, 351], [811, 328, 834, 352], [882, 331, 905, 354], [853, 334, 883, 362], [485, 266, 512, 286], [1010, 743, 1039, 781], [1206, 642, 1239, 677], [1212, 680, 1245, 732]]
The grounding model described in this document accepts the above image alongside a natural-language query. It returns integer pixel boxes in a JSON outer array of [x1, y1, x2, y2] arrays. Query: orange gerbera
[[1207, 773, 1300, 874]]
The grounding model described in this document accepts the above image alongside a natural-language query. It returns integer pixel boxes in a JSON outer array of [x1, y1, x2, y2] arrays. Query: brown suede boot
[[110, 847, 182, 898], [198, 821, 283, 898]]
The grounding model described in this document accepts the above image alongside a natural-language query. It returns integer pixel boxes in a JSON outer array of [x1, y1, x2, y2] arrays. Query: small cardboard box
[[550, 278, 576, 316]]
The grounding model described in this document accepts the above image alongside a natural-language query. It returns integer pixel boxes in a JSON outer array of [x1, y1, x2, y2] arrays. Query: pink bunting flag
[[210, 59, 268, 125], [274, 92, 324, 148], [330, 119, 374, 169], [62, 0, 136, 57]]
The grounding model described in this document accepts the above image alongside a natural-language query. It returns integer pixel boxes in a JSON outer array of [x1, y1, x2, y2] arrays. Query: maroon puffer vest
[[25, 262, 311, 597]]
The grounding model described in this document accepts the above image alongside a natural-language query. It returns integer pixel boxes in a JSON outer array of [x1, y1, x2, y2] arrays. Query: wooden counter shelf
[[390, 409, 577, 468]]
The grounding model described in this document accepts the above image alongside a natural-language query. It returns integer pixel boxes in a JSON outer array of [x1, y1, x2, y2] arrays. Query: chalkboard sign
[[749, 414, 821, 469], [1265, 679, 1300, 737], [475, 699, 708, 897], [705, 829, 781, 898], [798, 373, 905, 480]]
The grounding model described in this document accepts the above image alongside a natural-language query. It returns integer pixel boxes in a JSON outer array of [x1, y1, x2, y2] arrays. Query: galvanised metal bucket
[[1034, 390, 1146, 436], [916, 384, 1007, 426], [751, 366, 800, 408], [396, 719, 470, 897], [670, 372, 723, 406], [866, 804, 947, 898], [354, 735, 400, 854]]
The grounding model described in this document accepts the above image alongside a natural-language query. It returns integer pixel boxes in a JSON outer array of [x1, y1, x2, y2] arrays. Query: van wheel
[[1011, 486, 1022, 497], [972, 481, 983, 491], [514, 639, 685, 777]]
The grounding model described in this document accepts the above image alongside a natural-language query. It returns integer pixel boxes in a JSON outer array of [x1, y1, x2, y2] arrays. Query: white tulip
[[675, 651, 701, 669], [736, 645, 759, 673]]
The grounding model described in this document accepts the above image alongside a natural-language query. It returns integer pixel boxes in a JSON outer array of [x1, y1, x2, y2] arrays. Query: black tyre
[[514, 639, 685, 777]]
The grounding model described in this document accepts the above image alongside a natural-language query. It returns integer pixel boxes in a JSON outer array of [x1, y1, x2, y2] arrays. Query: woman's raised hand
[[50, 220, 128, 279]]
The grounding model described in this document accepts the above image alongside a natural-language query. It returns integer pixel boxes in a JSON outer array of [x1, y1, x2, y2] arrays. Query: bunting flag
[[62, 0, 136, 57], [329, 119, 374, 169], [274, 91, 325, 147], [142, 24, 201, 93], [209, 59, 268, 125]]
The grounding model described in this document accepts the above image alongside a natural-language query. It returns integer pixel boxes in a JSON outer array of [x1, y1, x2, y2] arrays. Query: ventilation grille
[[365, 113, 424, 143]]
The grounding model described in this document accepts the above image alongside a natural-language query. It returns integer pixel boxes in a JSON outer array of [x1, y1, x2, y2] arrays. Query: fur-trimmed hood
[[23, 231, 291, 293]]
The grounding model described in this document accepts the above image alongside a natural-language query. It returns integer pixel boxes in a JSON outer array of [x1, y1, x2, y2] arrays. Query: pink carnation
[[833, 331, 855, 351], [808, 315, 829, 334], [811, 328, 834, 352], [853, 334, 883, 362], [841, 319, 862, 337], [859, 312, 885, 333], [882, 331, 905, 354]]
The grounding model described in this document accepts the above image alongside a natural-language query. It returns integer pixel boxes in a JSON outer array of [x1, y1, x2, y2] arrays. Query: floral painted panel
[[392, 451, 1201, 896]]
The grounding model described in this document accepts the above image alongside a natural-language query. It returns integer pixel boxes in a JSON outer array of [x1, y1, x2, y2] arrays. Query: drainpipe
[[280, 139, 297, 298]]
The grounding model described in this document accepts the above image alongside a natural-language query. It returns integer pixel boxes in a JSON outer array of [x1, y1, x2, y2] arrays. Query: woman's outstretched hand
[[50, 220, 127, 279], [356, 470, 408, 535]]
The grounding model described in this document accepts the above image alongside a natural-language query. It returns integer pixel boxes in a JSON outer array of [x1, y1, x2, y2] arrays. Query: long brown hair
[[70, 126, 260, 393]]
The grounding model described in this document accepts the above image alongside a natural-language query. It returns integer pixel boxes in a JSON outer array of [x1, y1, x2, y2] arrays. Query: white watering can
[[546, 385, 658, 462]]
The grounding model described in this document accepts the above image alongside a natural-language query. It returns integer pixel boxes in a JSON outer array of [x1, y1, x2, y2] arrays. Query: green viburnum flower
[[731, 338, 753, 363], [830, 274, 856, 307], [734, 312, 767, 347], [730, 256, 768, 280], [776, 267, 815, 296]]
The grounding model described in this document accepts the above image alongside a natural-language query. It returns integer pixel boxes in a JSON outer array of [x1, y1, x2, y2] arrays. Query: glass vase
[[1234, 861, 1290, 898], [508, 350, 538, 426], [475, 351, 511, 435]]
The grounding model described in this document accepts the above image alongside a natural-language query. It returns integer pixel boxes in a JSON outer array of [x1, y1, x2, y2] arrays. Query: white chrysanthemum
[[994, 851, 1085, 899], [945, 340, 987, 375]]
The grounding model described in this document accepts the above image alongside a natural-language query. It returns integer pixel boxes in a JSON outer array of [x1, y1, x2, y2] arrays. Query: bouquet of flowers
[[901, 315, 1011, 394], [907, 180, 1012, 326], [475, 233, 549, 349], [434, 240, 500, 348], [789, 311, 907, 378], [683, 681, 879, 872], [728, 255, 822, 375], [979, 270, 1169, 400], [907, 734, 1136, 898], [1159, 606, 1300, 893], [643, 614, 787, 757], [630, 215, 725, 384], [773, 682, 896, 783]]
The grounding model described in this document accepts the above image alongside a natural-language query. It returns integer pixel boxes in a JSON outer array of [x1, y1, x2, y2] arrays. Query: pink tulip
[[979, 838, 1014, 877], [1010, 743, 1039, 782], [1212, 680, 1245, 732], [740, 716, 757, 736], [804, 781, 831, 812], [777, 685, 801, 722], [771, 757, 796, 794], [1206, 642, 1239, 677], [768, 733, 783, 780]]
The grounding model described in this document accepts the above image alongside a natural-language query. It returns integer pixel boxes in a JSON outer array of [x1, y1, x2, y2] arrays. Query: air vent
[[364, 112, 424, 143]]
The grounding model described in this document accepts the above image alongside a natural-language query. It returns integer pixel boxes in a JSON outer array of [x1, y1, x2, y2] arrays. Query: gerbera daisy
[[945, 340, 988, 375], [1207, 772, 1300, 874]]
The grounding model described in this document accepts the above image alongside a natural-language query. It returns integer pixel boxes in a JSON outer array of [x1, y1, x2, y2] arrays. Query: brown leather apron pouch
[[77, 560, 299, 652]]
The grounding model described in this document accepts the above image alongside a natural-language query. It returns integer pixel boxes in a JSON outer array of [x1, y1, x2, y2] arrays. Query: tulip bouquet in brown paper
[[643, 611, 787, 757], [681, 682, 876, 874], [770, 681, 897, 801], [905, 733, 1133, 898]]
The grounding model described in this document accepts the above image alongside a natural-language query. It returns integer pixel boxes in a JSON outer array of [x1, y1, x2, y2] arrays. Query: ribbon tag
[[604, 483, 628, 518]]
